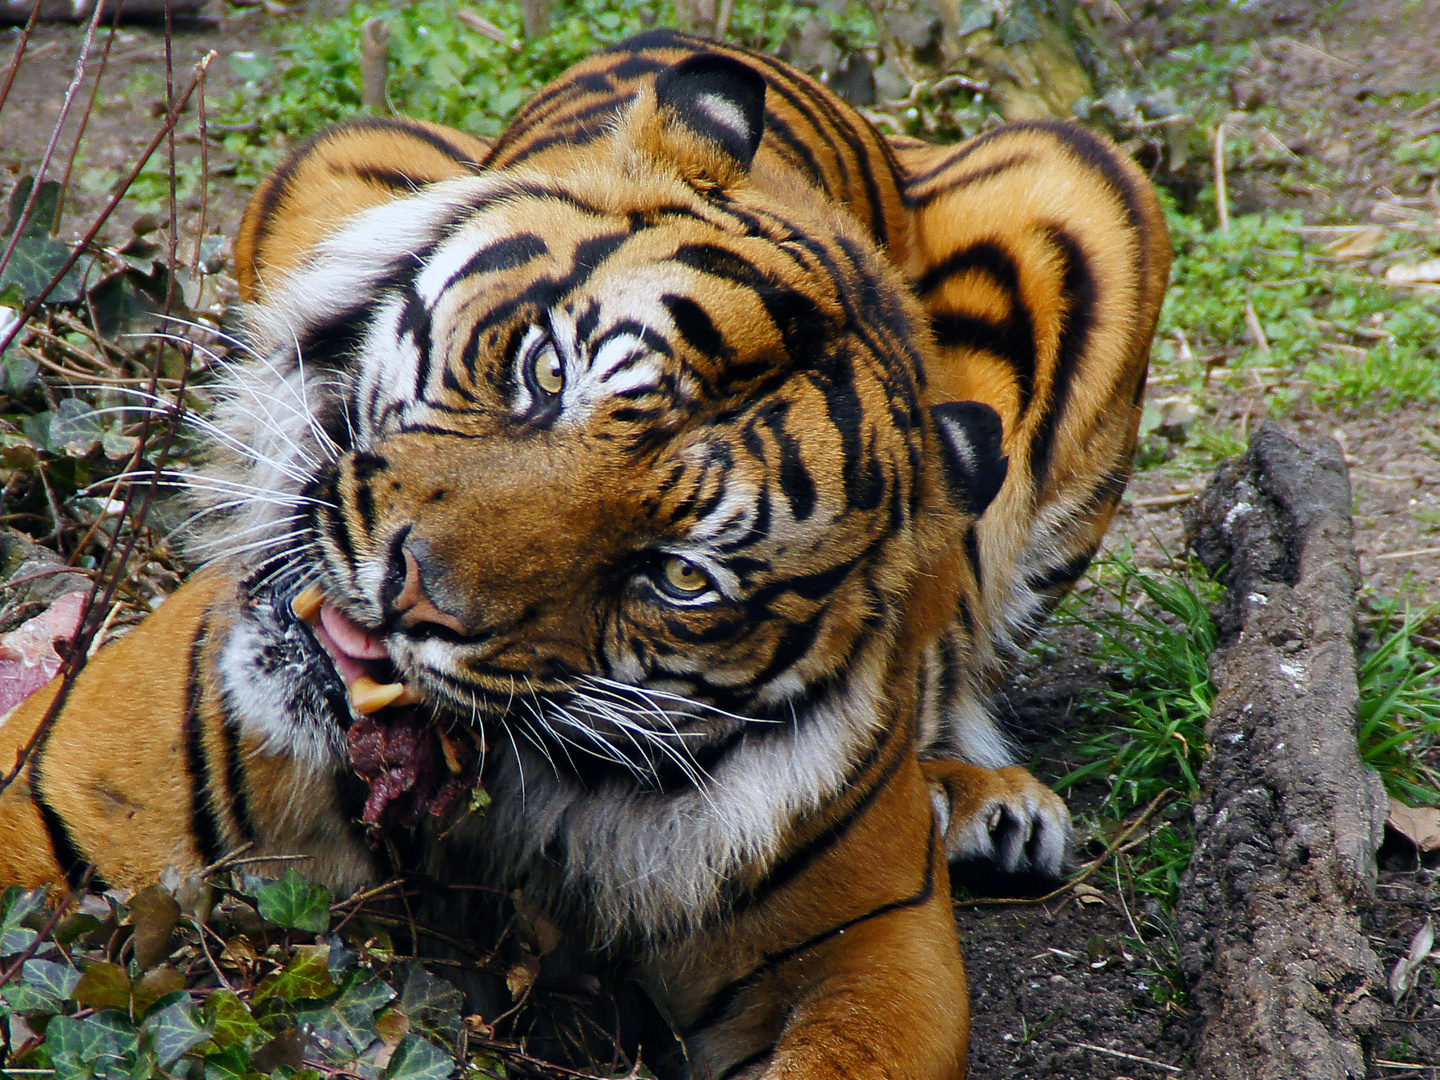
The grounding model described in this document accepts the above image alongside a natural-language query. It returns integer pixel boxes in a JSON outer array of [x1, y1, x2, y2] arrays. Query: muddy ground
[[2, 0, 1438, 1076]]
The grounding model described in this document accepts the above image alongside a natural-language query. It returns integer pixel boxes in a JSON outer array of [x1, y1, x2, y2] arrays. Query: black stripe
[[27, 672, 111, 892], [718, 1046, 774, 1080], [218, 694, 257, 843], [964, 528, 984, 590], [691, 825, 939, 1036], [757, 400, 815, 521], [731, 717, 906, 913], [448, 233, 550, 291], [901, 152, 1035, 208], [1025, 550, 1094, 593], [1029, 227, 1097, 490], [918, 241, 1036, 413], [348, 165, 428, 194], [182, 617, 227, 865], [662, 293, 730, 360], [33, 796, 104, 892]]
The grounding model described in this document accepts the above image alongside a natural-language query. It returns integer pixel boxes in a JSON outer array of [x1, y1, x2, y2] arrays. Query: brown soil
[[3, 1, 1438, 1077]]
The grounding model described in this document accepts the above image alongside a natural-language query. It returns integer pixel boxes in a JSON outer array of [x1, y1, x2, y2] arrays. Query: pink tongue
[[319, 602, 390, 661]]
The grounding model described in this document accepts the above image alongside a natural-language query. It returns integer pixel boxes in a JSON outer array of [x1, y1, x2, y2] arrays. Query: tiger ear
[[931, 401, 1009, 517], [645, 54, 766, 184]]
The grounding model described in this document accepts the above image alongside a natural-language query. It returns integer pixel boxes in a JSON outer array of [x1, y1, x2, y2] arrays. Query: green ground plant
[[1154, 207, 1440, 409], [212, 0, 880, 186], [1357, 603, 1440, 806], [1051, 555, 1440, 913]]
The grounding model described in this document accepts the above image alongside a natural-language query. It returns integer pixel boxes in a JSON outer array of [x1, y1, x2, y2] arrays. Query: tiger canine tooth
[[437, 727, 463, 775], [350, 676, 408, 714], [392, 684, 423, 707], [291, 585, 324, 625]]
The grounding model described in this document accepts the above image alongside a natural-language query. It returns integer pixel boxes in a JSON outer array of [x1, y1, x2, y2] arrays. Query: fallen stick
[[1180, 422, 1388, 1080]]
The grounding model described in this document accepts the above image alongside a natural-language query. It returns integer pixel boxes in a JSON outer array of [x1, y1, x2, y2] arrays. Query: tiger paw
[[922, 760, 1072, 880]]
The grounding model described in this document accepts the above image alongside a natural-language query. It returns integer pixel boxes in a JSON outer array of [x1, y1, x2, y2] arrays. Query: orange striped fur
[[0, 30, 1168, 1079]]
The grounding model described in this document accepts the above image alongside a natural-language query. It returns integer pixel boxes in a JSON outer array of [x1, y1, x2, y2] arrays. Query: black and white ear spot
[[931, 401, 1009, 517], [653, 53, 767, 169]]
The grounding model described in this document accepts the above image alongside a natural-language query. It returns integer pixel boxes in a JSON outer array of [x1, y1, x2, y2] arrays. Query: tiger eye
[[533, 346, 564, 395], [662, 556, 709, 595]]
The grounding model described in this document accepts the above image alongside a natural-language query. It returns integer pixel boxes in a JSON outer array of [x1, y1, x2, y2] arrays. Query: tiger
[[0, 29, 1169, 1079]]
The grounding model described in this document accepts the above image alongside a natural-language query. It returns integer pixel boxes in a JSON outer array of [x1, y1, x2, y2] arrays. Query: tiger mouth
[[289, 584, 478, 831], [291, 584, 423, 715]]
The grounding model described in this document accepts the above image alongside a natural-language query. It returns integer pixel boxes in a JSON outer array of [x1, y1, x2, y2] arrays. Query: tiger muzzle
[[358, 434, 641, 651]]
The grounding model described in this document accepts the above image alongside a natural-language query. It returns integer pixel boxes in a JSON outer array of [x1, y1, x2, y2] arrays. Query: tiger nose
[[390, 542, 469, 637]]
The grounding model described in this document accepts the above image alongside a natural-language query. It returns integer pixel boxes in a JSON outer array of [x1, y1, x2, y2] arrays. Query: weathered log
[[0, 0, 206, 24], [1179, 422, 1388, 1080]]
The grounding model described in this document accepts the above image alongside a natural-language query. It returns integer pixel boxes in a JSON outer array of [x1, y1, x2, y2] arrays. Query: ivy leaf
[[2, 961, 81, 1019], [2, 957, 77, 1013], [45, 1010, 139, 1080], [254, 944, 337, 1004], [398, 964, 461, 1044], [298, 970, 395, 1061], [143, 994, 212, 1068], [72, 961, 131, 1011], [0, 177, 89, 304], [0, 231, 86, 303], [254, 870, 332, 933], [203, 989, 262, 1051], [0, 887, 44, 958], [201, 1043, 253, 1080], [384, 1035, 453, 1080]]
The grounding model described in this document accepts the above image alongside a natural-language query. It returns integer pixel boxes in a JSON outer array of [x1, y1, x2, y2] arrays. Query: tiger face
[[221, 66, 953, 808]]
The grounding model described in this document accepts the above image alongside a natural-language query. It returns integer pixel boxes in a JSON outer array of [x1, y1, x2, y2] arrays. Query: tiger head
[[199, 56, 1006, 829]]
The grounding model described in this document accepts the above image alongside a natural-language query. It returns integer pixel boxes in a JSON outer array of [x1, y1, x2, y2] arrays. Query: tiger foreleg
[[753, 876, 970, 1079], [921, 758, 1072, 879]]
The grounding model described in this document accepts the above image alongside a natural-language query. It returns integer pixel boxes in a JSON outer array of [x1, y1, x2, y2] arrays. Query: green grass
[[1053, 552, 1219, 823], [1357, 603, 1440, 806], [211, 0, 882, 187], [1153, 207, 1440, 410], [1051, 555, 1440, 913]]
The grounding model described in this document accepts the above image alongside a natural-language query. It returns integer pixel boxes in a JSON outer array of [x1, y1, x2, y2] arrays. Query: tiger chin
[[0, 29, 1169, 1080]]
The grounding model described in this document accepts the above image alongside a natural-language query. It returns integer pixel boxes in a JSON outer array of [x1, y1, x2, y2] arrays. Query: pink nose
[[393, 545, 469, 637]]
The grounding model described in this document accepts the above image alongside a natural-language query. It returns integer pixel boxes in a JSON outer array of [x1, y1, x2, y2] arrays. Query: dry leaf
[[0, 590, 88, 716], [1384, 257, 1440, 284], [506, 955, 541, 1000], [1073, 883, 1105, 905], [1325, 226, 1385, 259], [129, 883, 181, 971], [1387, 798, 1440, 852], [1389, 917, 1435, 1001]]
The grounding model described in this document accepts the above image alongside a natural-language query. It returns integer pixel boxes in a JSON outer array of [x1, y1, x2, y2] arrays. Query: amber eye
[[531, 342, 564, 396], [660, 556, 710, 597]]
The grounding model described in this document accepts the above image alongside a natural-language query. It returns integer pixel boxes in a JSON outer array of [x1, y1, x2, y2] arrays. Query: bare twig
[[1375, 547, 1440, 562], [0, 0, 105, 280], [1213, 121, 1230, 234], [0, 0, 41, 115], [1073, 1042, 1183, 1073], [360, 18, 389, 112], [1244, 296, 1271, 359], [1129, 493, 1196, 510], [455, 9, 519, 50]]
